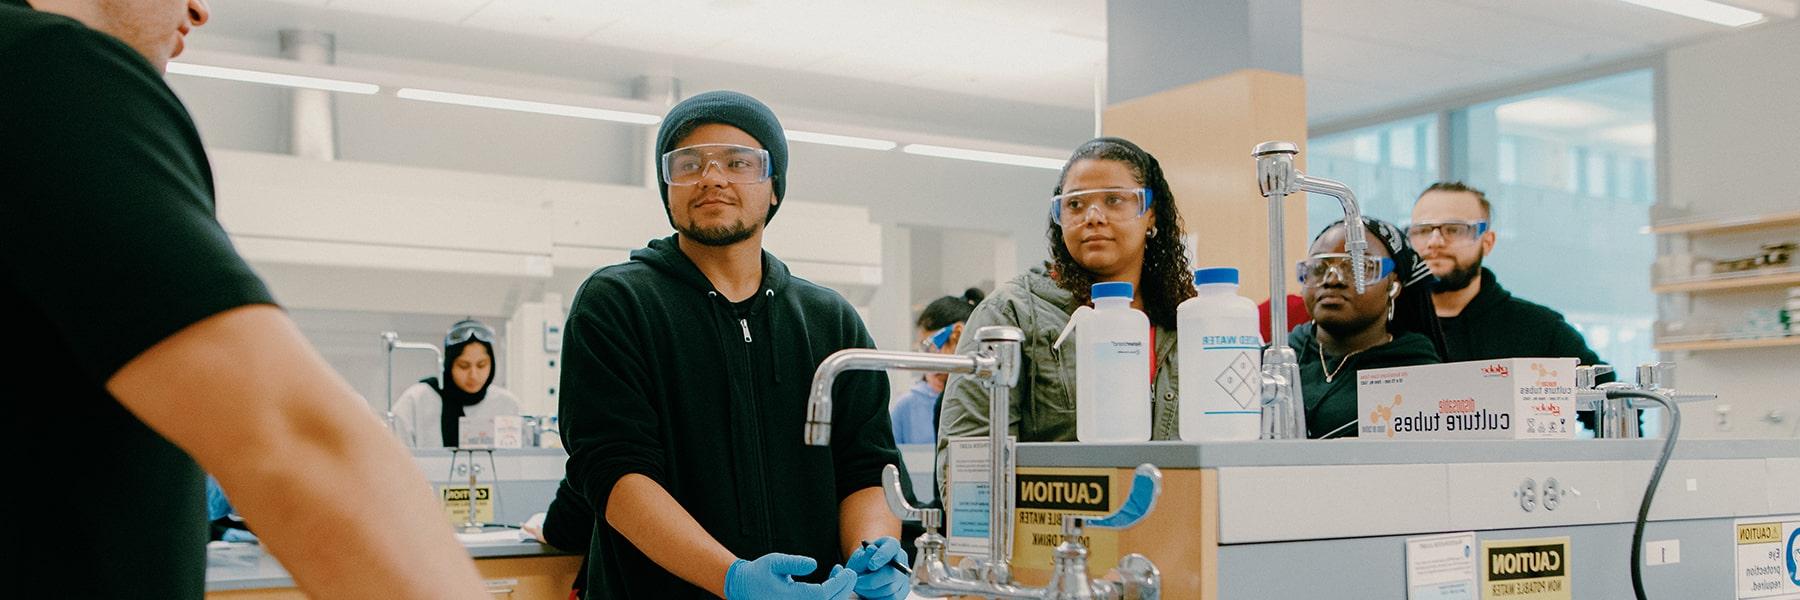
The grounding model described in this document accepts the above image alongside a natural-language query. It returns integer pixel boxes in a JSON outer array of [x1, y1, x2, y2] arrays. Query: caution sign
[[1011, 467, 1119, 570], [1479, 537, 1570, 600], [1734, 515, 1800, 599], [440, 485, 494, 525]]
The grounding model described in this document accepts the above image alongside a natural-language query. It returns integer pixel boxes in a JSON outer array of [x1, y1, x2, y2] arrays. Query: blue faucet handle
[[1067, 463, 1163, 535]]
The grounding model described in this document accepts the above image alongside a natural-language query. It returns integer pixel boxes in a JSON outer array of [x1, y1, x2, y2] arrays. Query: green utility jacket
[[936, 268, 1180, 488]]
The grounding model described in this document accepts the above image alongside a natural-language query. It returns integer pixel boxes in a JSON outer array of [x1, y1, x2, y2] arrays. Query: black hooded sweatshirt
[[1438, 268, 1608, 369], [1290, 323, 1443, 439], [559, 235, 900, 599]]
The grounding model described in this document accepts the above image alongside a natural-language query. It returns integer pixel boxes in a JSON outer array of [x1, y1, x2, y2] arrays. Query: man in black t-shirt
[[2, 1, 486, 597]]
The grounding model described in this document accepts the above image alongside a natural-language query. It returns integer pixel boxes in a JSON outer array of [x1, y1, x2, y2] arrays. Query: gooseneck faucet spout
[[806, 326, 1163, 599], [1252, 141, 1367, 440]]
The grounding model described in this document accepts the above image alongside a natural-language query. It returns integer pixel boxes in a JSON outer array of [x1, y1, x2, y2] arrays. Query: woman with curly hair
[[937, 137, 1195, 477]]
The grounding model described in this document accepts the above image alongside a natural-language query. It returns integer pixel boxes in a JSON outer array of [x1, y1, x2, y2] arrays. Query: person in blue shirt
[[205, 476, 256, 543], [890, 288, 984, 445]]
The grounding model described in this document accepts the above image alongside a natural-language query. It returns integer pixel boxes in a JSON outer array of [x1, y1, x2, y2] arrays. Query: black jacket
[[1439, 268, 1609, 369], [559, 235, 899, 599], [1290, 324, 1443, 439]]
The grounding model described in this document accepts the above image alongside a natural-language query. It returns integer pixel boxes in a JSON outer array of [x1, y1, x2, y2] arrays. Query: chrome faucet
[[381, 331, 443, 436], [1575, 362, 1713, 438], [1252, 141, 1367, 439], [805, 326, 1164, 599]]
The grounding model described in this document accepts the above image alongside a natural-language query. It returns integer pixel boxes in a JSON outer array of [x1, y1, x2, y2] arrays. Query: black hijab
[[431, 320, 497, 446]]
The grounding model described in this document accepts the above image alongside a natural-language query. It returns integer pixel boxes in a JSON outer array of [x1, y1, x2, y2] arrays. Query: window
[[1307, 115, 1439, 238], [1455, 70, 1657, 376]]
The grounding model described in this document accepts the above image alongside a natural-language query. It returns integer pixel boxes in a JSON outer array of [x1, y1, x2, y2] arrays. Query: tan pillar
[[1103, 69, 1311, 303]]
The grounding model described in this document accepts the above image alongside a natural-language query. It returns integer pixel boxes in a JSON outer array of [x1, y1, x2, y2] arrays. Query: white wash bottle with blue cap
[[1076, 281, 1152, 443], [1177, 267, 1263, 441]]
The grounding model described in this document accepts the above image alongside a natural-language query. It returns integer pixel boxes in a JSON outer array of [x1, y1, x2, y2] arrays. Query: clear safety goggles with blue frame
[[660, 143, 772, 186], [1405, 220, 1488, 243], [445, 320, 495, 347], [917, 325, 955, 352], [1296, 253, 1395, 286], [1049, 187, 1153, 226]]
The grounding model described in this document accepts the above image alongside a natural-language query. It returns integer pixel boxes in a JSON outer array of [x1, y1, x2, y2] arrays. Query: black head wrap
[[434, 319, 497, 446], [1316, 217, 1448, 360]]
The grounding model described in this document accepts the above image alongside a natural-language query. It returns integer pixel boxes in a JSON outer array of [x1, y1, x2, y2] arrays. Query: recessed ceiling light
[[395, 88, 661, 125], [784, 130, 898, 151], [901, 144, 1064, 170], [1613, 0, 1765, 27], [166, 62, 380, 94]]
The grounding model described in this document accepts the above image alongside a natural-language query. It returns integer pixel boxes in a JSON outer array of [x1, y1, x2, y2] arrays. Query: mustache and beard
[[676, 195, 767, 247], [1430, 247, 1485, 292]]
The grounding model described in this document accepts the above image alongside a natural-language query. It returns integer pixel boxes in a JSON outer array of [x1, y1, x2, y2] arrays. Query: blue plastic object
[[1193, 267, 1239, 286], [846, 536, 911, 600], [1091, 281, 1133, 299], [724, 553, 856, 600]]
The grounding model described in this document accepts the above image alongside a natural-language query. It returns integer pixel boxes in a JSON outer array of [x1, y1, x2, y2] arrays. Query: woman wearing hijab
[[393, 319, 521, 447], [1289, 217, 1448, 439]]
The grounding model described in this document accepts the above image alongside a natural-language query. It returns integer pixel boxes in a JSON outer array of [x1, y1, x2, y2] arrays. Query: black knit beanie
[[654, 90, 788, 224]]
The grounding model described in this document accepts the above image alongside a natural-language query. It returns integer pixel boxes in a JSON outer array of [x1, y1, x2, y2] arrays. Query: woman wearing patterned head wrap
[[1290, 217, 1447, 439]]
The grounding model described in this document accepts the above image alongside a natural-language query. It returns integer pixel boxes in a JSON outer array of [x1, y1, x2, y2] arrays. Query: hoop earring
[[1147, 227, 1158, 238]]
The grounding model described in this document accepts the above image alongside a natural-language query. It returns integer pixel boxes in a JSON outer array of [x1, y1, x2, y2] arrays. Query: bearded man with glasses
[[556, 91, 909, 600], [1409, 182, 1612, 385]]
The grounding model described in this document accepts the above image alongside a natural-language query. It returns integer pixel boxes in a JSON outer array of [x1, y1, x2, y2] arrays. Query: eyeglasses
[[1049, 187, 1152, 226], [1297, 253, 1395, 286], [445, 320, 495, 347], [917, 325, 954, 352], [660, 144, 772, 186], [1405, 220, 1488, 243]]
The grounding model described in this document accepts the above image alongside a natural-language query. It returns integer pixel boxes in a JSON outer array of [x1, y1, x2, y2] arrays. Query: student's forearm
[[838, 486, 901, 558], [605, 474, 738, 596], [218, 412, 487, 599], [109, 306, 486, 599]]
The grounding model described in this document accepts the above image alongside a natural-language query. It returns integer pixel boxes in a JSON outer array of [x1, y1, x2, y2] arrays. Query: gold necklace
[[1318, 333, 1392, 383]]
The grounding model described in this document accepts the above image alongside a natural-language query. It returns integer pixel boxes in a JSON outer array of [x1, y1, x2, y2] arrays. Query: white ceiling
[[207, 0, 1789, 130]]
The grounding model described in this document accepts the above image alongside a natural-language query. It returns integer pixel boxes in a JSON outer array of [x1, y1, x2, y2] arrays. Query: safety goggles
[[918, 325, 955, 353], [660, 144, 772, 186], [1297, 253, 1395, 286], [445, 320, 495, 347], [1049, 187, 1153, 227], [1405, 220, 1488, 243]]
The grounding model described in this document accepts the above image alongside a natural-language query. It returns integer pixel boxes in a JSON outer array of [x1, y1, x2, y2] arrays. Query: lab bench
[[205, 447, 579, 599], [979, 438, 1799, 598], [204, 538, 579, 599]]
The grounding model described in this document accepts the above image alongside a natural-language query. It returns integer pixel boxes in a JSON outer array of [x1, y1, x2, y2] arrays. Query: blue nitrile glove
[[724, 553, 856, 600], [846, 536, 911, 600]]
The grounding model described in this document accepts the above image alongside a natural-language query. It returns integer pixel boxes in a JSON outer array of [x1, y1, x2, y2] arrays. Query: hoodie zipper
[[739, 318, 753, 343]]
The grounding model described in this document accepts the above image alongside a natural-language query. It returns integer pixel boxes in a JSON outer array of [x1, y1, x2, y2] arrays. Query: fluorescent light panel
[[1614, 0, 1765, 26], [784, 129, 897, 150], [395, 88, 661, 125], [166, 62, 379, 94], [901, 143, 1064, 170]]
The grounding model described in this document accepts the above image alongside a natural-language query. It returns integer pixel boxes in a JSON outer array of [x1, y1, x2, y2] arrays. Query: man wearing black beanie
[[559, 90, 911, 600]]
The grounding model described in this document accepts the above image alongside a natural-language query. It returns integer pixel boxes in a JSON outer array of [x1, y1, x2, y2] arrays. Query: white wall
[[1660, 18, 1800, 439], [165, 33, 1082, 417]]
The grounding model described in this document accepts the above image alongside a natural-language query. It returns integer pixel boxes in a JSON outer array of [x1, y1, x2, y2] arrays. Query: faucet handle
[[1574, 364, 1614, 389], [1063, 464, 1163, 538], [880, 464, 941, 530], [1636, 361, 1674, 390]]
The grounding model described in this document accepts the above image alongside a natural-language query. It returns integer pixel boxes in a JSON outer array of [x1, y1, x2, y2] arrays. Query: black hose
[[1605, 389, 1682, 600]]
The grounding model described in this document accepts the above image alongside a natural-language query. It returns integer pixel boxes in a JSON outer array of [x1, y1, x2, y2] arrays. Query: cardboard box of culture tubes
[[1357, 358, 1577, 440]]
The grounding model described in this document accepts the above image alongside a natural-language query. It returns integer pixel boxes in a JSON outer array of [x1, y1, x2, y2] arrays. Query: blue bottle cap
[[1193, 267, 1239, 286], [1092, 281, 1133, 299]]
